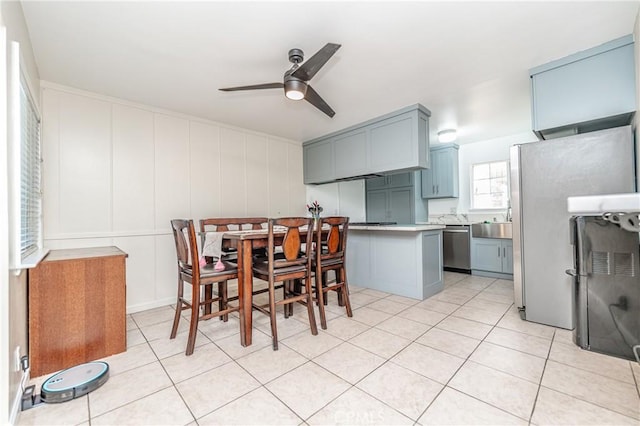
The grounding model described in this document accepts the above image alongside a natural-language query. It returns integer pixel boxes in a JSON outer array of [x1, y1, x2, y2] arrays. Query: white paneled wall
[[41, 84, 305, 313]]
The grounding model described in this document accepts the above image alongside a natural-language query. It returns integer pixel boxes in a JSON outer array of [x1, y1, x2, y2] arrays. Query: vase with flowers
[[307, 201, 323, 229]]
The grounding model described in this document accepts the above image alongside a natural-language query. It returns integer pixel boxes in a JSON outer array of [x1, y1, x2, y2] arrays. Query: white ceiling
[[21, 1, 639, 144]]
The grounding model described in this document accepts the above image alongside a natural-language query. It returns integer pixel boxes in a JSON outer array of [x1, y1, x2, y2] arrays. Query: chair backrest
[[317, 216, 349, 264], [269, 217, 314, 272], [170, 219, 200, 276], [200, 217, 267, 233]]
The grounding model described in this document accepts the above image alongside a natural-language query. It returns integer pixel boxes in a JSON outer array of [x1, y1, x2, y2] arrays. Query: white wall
[[41, 83, 306, 313], [635, 11, 640, 188], [305, 180, 366, 223]]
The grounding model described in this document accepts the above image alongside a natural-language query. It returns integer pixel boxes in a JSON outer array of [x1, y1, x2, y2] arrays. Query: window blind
[[19, 78, 41, 259]]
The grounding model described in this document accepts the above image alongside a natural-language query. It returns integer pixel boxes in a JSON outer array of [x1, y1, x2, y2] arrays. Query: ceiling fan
[[219, 43, 341, 118]]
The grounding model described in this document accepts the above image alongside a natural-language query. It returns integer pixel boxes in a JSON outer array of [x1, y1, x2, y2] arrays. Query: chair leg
[[185, 284, 200, 356], [322, 272, 329, 305], [304, 277, 318, 336], [316, 269, 328, 330], [170, 277, 183, 339], [269, 280, 279, 350], [218, 281, 228, 322], [340, 267, 353, 317], [204, 284, 213, 315]]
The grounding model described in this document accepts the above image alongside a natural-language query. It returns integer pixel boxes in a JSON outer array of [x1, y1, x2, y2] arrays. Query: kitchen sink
[[471, 222, 512, 239]]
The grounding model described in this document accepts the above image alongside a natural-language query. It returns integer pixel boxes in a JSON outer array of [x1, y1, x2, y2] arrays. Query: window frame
[[469, 159, 510, 211]]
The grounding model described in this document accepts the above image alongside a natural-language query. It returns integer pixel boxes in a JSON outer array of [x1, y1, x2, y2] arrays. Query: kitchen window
[[471, 160, 509, 210]]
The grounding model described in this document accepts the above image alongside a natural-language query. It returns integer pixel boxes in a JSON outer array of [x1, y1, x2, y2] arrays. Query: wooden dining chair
[[313, 216, 353, 329], [170, 219, 239, 355], [252, 217, 318, 350]]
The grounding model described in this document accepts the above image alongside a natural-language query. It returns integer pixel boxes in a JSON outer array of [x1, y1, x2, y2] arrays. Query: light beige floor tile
[[392, 343, 465, 384], [549, 340, 635, 384], [197, 387, 302, 425], [139, 318, 188, 342], [349, 292, 381, 307], [89, 362, 173, 417], [452, 280, 492, 291], [436, 316, 493, 340], [350, 327, 412, 358], [348, 283, 366, 293], [451, 305, 505, 325], [324, 316, 370, 340], [449, 361, 538, 420], [633, 362, 640, 393], [131, 306, 177, 328], [375, 316, 432, 340], [176, 362, 260, 419], [236, 344, 308, 384], [385, 294, 420, 306], [418, 387, 526, 425], [531, 386, 639, 425], [552, 327, 574, 345], [416, 327, 481, 359], [464, 297, 512, 314], [361, 288, 391, 298], [367, 298, 410, 315], [282, 329, 342, 358], [484, 280, 514, 296], [351, 306, 393, 326], [126, 328, 146, 348], [495, 312, 555, 340], [356, 362, 443, 420], [307, 387, 413, 425], [469, 342, 546, 384], [459, 275, 496, 286], [148, 329, 210, 359], [99, 342, 157, 376], [432, 292, 475, 305], [474, 290, 515, 305], [161, 342, 232, 384], [255, 315, 313, 341], [214, 329, 273, 359], [91, 386, 194, 425], [17, 395, 89, 426], [484, 327, 551, 359], [443, 272, 468, 285], [266, 362, 351, 420], [314, 342, 386, 384], [126, 315, 137, 331], [415, 299, 460, 315], [198, 316, 243, 342], [541, 360, 640, 419], [397, 306, 447, 325]]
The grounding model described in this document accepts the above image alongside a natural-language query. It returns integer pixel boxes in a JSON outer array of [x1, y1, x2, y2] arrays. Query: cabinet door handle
[[436, 185, 439, 194], [432, 185, 435, 194], [498, 247, 501, 257], [503, 247, 506, 257]]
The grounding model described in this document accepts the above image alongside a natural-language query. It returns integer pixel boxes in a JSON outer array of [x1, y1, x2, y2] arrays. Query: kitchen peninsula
[[346, 224, 445, 300]]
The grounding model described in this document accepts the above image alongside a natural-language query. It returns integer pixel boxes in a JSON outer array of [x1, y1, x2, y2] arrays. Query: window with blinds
[[19, 78, 41, 259]]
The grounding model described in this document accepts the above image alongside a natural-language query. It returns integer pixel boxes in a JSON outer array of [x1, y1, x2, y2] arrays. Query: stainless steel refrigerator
[[510, 126, 636, 329]]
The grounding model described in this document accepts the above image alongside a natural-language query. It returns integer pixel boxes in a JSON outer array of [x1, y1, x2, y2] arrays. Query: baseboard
[[126, 297, 175, 314], [9, 369, 29, 425]]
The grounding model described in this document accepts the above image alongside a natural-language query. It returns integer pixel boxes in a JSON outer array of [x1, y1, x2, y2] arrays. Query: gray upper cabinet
[[365, 171, 428, 224], [303, 104, 431, 184], [421, 143, 459, 199], [530, 35, 636, 139]]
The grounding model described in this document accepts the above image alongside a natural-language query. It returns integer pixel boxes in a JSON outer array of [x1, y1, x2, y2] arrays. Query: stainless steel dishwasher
[[443, 225, 471, 273]]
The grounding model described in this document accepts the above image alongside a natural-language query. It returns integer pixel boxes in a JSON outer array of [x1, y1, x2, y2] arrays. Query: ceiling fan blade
[[219, 83, 283, 91], [304, 85, 335, 118], [291, 43, 341, 81]]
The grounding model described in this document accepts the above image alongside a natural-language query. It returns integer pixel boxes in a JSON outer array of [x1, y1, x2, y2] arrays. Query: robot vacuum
[[22, 361, 109, 410]]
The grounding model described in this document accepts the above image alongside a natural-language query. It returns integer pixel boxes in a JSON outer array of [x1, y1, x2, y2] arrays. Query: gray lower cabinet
[[365, 172, 428, 224], [303, 104, 431, 184], [421, 143, 459, 199], [530, 35, 635, 139], [346, 229, 443, 300], [471, 237, 513, 277]]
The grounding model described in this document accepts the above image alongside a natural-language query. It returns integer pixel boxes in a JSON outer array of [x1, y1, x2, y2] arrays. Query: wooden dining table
[[214, 224, 325, 346]]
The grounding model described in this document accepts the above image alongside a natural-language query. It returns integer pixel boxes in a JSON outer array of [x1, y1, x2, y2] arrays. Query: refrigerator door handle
[[565, 269, 577, 277]]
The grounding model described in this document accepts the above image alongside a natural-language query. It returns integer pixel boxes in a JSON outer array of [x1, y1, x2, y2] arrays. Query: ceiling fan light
[[437, 129, 457, 143], [284, 79, 307, 100]]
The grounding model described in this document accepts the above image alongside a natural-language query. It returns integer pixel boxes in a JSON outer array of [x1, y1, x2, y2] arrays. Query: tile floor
[[17, 272, 640, 425]]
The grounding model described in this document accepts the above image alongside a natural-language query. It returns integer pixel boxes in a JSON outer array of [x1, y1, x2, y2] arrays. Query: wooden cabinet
[[29, 246, 128, 377], [530, 35, 635, 139], [365, 172, 428, 224], [303, 104, 431, 184], [421, 143, 459, 199], [471, 238, 513, 277]]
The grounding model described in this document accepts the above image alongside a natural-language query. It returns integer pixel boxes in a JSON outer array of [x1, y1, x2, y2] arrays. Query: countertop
[[416, 221, 478, 226], [349, 224, 445, 232]]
